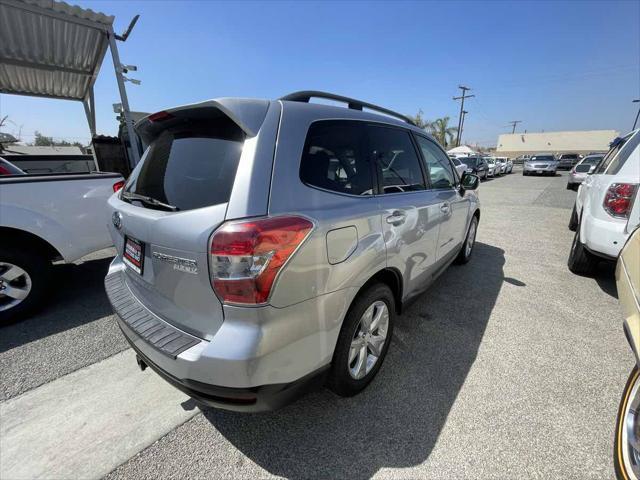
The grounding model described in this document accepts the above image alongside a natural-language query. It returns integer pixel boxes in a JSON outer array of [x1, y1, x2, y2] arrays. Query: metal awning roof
[[0, 0, 142, 164], [0, 0, 114, 102]]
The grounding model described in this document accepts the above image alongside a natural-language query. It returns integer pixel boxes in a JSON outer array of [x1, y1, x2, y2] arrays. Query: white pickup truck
[[0, 169, 124, 322]]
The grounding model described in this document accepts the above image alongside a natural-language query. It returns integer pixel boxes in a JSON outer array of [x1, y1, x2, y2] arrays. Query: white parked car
[[495, 157, 512, 173], [566, 154, 603, 190], [568, 130, 640, 274], [450, 156, 468, 178], [484, 157, 497, 177]]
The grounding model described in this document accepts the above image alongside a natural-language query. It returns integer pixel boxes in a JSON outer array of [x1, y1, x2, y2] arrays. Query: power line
[[453, 85, 475, 147], [508, 120, 522, 134]]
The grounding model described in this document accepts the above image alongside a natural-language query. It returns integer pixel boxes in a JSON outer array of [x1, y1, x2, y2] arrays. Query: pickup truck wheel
[[327, 284, 395, 397], [567, 219, 597, 275], [0, 247, 51, 324], [568, 205, 578, 232], [455, 215, 479, 264], [614, 366, 640, 480]]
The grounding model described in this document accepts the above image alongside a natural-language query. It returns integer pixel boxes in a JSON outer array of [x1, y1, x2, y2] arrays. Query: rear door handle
[[386, 211, 407, 225], [440, 203, 451, 214]]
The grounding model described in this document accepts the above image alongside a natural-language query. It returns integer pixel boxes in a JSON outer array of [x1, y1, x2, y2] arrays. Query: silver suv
[[105, 91, 481, 411]]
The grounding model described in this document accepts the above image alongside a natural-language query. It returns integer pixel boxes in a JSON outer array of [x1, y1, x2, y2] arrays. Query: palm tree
[[430, 116, 458, 148], [408, 110, 435, 134]]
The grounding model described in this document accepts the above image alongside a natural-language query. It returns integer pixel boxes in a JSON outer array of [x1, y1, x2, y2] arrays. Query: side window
[[300, 121, 373, 196], [415, 136, 456, 189], [366, 125, 426, 194]]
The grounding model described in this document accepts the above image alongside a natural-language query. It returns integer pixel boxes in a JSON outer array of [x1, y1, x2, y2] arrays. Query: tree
[[408, 109, 434, 133], [32, 131, 84, 148], [430, 116, 458, 148]]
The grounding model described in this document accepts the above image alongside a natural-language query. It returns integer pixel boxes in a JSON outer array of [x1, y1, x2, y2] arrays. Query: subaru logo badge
[[112, 211, 123, 230]]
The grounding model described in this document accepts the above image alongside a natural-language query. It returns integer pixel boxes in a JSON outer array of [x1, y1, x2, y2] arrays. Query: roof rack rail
[[279, 90, 416, 126]]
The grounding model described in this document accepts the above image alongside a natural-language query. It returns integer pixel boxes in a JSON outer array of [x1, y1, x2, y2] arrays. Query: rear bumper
[[581, 213, 628, 259], [105, 263, 351, 411], [567, 174, 587, 185], [123, 325, 329, 412]]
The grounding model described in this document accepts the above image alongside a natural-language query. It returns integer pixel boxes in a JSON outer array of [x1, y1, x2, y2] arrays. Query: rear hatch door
[[113, 106, 260, 340]]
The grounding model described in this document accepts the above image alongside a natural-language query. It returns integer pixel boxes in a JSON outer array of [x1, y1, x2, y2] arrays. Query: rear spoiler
[[135, 98, 270, 142]]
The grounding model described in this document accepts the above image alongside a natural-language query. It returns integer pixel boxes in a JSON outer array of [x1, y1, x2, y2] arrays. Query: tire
[[455, 215, 479, 264], [327, 283, 395, 397], [568, 205, 578, 232], [614, 365, 640, 480], [0, 245, 52, 324], [566, 183, 572, 190], [567, 217, 598, 275]]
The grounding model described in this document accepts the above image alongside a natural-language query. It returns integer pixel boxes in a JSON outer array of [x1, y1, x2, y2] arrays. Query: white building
[[496, 130, 618, 158]]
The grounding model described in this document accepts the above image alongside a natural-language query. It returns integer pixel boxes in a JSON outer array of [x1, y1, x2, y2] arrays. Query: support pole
[[107, 29, 141, 167]]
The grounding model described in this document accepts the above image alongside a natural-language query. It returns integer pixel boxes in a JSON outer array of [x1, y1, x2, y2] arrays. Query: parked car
[[0, 171, 124, 322], [0, 157, 26, 175], [450, 156, 468, 179], [514, 154, 531, 165], [459, 156, 489, 180], [495, 157, 512, 174], [485, 157, 498, 177], [614, 225, 640, 480], [566, 154, 603, 190], [568, 129, 639, 274], [104, 91, 482, 411], [557, 153, 580, 170], [523, 153, 558, 176]]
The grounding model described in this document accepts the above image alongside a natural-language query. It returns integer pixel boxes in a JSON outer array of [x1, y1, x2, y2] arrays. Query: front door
[[367, 124, 443, 297], [414, 135, 471, 264]]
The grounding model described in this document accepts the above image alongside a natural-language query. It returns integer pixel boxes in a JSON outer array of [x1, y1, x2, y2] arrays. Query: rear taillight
[[209, 216, 313, 305], [603, 183, 638, 218], [113, 180, 125, 192]]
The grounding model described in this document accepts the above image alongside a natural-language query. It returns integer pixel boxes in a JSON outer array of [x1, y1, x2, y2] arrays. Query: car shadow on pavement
[[203, 242, 505, 479], [0, 257, 114, 352], [593, 262, 618, 299]]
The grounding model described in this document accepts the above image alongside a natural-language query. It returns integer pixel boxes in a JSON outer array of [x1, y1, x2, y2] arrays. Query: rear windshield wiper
[[120, 191, 180, 211]]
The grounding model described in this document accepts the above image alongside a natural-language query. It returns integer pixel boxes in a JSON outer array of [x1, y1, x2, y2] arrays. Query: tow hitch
[[136, 355, 148, 372]]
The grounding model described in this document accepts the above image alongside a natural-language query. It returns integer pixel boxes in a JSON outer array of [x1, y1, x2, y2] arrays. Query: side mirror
[[460, 172, 480, 191]]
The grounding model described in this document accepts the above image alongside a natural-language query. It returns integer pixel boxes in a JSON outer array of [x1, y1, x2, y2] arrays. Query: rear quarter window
[[299, 121, 373, 196]]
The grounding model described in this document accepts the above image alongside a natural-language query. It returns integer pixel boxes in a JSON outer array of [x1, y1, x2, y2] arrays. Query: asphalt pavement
[[0, 168, 631, 479]]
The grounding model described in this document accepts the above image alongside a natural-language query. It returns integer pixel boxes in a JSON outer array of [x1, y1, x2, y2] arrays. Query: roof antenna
[[115, 15, 140, 41]]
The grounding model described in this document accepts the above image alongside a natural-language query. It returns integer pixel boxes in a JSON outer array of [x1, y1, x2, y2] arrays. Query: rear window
[[124, 118, 244, 211], [461, 158, 478, 167], [575, 164, 593, 173]]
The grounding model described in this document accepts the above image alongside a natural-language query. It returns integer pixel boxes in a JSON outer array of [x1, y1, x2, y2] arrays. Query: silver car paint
[[107, 97, 480, 389]]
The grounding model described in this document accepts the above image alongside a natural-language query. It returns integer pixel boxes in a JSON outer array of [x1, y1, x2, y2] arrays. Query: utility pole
[[633, 99, 640, 130], [453, 86, 474, 146], [459, 110, 468, 146], [508, 120, 522, 134]]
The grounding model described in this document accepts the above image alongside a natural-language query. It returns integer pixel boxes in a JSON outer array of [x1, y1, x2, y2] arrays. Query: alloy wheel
[[348, 300, 389, 380], [0, 262, 32, 312], [466, 218, 478, 257]]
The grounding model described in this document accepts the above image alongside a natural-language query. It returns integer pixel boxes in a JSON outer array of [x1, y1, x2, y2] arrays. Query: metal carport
[[0, 0, 141, 164]]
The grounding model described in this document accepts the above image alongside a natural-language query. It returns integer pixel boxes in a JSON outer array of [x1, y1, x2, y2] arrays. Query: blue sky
[[1, 0, 638, 147]]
